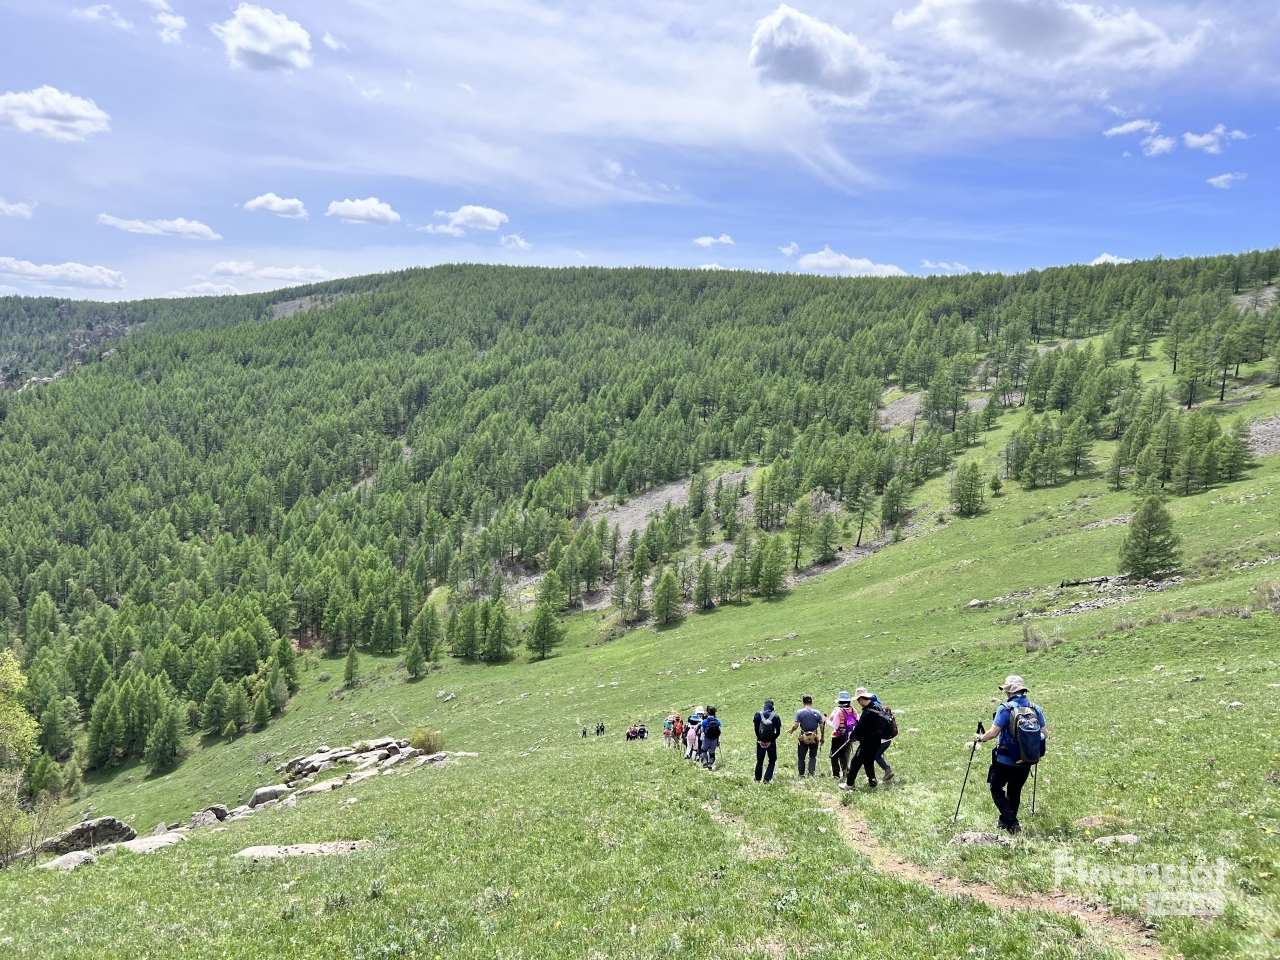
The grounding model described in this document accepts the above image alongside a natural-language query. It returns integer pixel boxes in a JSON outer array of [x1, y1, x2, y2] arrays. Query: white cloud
[[211, 4, 312, 71], [170, 281, 240, 297], [73, 5, 133, 30], [0, 198, 35, 219], [244, 192, 307, 218], [922, 259, 969, 272], [1103, 118, 1174, 156], [0, 256, 125, 288], [97, 214, 221, 240], [1104, 119, 1158, 137], [1090, 253, 1131, 265], [1207, 172, 1245, 189], [1182, 124, 1249, 154], [779, 241, 799, 256], [698, 263, 724, 270], [750, 5, 880, 100], [212, 260, 330, 281], [500, 233, 531, 250], [139, 0, 185, 43], [323, 32, 346, 51], [894, 0, 1201, 71], [424, 205, 509, 235], [0, 86, 111, 141], [325, 197, 400, 225], [693, 234, 733, 248], [797, 246, 906, 277]]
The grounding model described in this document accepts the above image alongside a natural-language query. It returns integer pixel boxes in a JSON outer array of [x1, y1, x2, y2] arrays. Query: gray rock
[[294, 777, 345, 798], [422, 751, 450, 763], [200, 804, 229, 822], [259, 799, 278, 810], [190, 810, 219, 829], [40, 851, 97, 871], [379, 753, 406, 769], [314, 761, 335, 774], [37, 817, 137, 854], [116, 834, 186, 854], [249, 785, 291, 808], [229, 805, 251, 816], [233, 840, 372, 859], [948, 832, 1009, 846], [368, 736, 395, 749], [1093, 834, 1140, 847], [283, 754, 309, 773], [152, 822, 169, 836], [277, 796, 297, 808], [396, 739, 410, 749]]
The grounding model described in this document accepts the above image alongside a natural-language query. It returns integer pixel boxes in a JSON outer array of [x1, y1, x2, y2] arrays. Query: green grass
[[4, 378, 1280, 959]]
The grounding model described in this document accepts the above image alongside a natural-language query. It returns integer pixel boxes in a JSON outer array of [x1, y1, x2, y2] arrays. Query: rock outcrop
[[37, 817, 136, 854], [40, 851, 97, 870]]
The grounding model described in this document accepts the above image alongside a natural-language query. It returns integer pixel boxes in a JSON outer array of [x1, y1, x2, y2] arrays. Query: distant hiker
[[672, 714, 684, 745], [663, 715, 675, 747], [972, 675, 1047, 835], [700, 706, 722, 769], [637, 721, 649, 740], [862, 688, 898, 782], [753, 699, 782, 783], [685, 718, 699, 760], [626, 724, 639, 741], [596, 722, 605, 736], [828, 692, 857, 779], [789, 694, 826, 777], [581, 725, 588, 739], [840, 689, 889, 790]]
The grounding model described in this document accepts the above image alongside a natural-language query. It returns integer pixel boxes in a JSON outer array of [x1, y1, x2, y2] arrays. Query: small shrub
[[1250, 579, 1280, 613], [1113, 618, 1135, 631], [317, 672, 331, 683], [409, 728, 445, 753], [323, 890, 351, 913]]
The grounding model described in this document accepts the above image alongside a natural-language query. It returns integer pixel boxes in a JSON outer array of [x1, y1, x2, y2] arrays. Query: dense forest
[[1, 251, 1278, 797]]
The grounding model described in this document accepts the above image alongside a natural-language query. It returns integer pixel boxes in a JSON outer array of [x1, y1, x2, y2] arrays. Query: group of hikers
[[580, 722, 607, 738], [631, 673, 1047, 835]]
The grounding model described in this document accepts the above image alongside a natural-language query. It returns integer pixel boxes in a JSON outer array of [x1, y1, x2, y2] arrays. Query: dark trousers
[[845, 742, 877, 786], [755, 741, 777, 782], [874, 740, 892, 773], [830, 734, 852, 777], [797, 740, 819, 776], [988, 761, 1031, 827]]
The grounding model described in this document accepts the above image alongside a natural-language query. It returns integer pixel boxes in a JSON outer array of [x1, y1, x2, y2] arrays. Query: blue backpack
[[1003, 701, 1045, 765], [703, 717, 722, 740]]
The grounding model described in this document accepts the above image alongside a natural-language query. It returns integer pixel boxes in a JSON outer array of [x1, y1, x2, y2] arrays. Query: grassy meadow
[[3, 352, 1279, 959]]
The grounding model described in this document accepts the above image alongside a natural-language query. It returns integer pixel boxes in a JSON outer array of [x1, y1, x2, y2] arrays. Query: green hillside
[[1, 256, 1279, 959]]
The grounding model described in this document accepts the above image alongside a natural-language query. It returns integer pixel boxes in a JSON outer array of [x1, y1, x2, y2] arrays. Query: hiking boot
[[882, 770, 895, 782], [868, 780, 878, 789], [838, 782, 854, 791]]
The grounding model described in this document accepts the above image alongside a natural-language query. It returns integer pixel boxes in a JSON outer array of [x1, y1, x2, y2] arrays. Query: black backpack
[[755, 712, 777, 741], [704, 717, 722, 739]]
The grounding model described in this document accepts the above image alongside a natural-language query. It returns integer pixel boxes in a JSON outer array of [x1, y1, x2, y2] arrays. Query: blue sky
[[0, 0, 1276, 299]]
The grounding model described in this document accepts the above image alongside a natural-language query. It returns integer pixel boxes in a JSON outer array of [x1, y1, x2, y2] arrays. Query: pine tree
[[537, 568, 565, 611], [229, 683, 250, 732], [39, 701, 71, 759], [694, 562, 715, 610], [1061, 417, 1093, 476], [653, 569, 681, 623], [695, 509, 713, 547], [273, 636, 299, 693], [814, 512, 838, 563], [100, 700, 124, 766], [404, 637, 425, 679], [1119, 496, 1181, 579], [610, 565, 628, 613], [481, 601, 513, 661], [252, 688, 271, 731], [527, 602, 565, 660], [758, 537, 785, 597], [144, 702, 182, 772], [627, 565, 646, 620], [201, 678, 229, 734], [787, 498, 813, 569], [344, 645, 360, 686]]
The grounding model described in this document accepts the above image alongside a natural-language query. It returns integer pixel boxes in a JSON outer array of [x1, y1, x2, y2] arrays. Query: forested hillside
[[2, 253, 1279, 799]]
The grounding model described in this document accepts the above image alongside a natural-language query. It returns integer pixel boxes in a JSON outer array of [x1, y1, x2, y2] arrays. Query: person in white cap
[[971, 675, 1047, 835], [840, 687, 890, 790]]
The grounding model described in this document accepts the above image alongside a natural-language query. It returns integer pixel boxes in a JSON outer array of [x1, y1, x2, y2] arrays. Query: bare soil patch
[[879, 392, 921, 430], [1249, 414, 1280, 457], [584, 467, 755, 540], [1234, 285, 1276, 313]]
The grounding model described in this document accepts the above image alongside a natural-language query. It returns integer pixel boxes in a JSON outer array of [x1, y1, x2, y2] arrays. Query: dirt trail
[[813, 793, 1163, 960]]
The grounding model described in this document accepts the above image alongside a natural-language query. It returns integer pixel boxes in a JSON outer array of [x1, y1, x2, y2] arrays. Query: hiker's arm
[[788, 721, 799, 734], [973, 723, 1002, 744]]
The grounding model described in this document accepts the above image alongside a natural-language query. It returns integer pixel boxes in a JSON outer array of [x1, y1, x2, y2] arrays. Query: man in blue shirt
[[788, 695, 826, 777], [972, 675, 1048, 835], [752, 699, 782, 783], [700, 706, 722, 769]]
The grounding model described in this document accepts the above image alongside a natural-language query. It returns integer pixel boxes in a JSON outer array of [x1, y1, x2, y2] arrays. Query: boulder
[[379, 753, 406, 769], [190, 810, 219, 829], [40, 851, 97, 871], [294, 777, 345, 798], [347, 770, 379, 786], [228, 805, 251, 817], [249, 785, 291, 808], [368, 736, 396, 749], [233, 840, 372, 859], [115, 834, 186, 854], [37, 817, 136, 854], [152, 822, 168, 836], [204, 804, 229, 821], [947, 832, 1009, 846], [278, 796, 298, 808], [283, 755, 309, 773], [422, 751, 449, 763], [314, 761, 335, 774]]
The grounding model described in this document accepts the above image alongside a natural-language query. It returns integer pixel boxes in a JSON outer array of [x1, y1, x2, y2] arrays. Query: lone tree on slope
[[1119, 496, 1181, 579]]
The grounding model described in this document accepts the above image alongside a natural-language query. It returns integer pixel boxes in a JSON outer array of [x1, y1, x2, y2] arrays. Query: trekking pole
[[1030, 765, 1038, 815], [952, 721, 984, 824]]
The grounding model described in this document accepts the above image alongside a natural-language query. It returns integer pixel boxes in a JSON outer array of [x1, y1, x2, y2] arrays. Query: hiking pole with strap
[[952, 721, 984, 824], [1030, 765, 1038, 815]]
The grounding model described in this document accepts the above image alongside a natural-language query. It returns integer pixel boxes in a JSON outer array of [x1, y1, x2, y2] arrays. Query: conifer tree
[[814, 512, 838, 563], [694, 562, 715, 610], [527, 602, 565, 660], [252, 688, 271, 731], [787, 498, 813, 569], [273, 635, 299, 693], [758, 537, 785, 597], [404, 637, 425, 679], [344, 645, 360, 686], [653, 568, 681, 623], [1119, 496, 1181, 579], [201, 678, 229, 734], [144, 702, 183, 772], [229, 683, 250, 732]]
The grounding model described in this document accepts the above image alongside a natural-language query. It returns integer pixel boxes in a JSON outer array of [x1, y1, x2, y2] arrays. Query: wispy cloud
[[73, 5, 133, 30], [0, 256, 125, 288], [693, 234, 733, 248], [1183, 124, 1249, 154], [1091, 253, 1132, 265], [211, 260, 330, 282], [97, 214, 220, 239], [797, 246, 905, 277], [500, 233, 531, 250], [1104, 118, 1173, 156], [423, 205, 508, 235], [779, 241, 799, 256], [1207, 173, 1246, 190], [922, 259, 969, 272], [0, 198, 35, 219]]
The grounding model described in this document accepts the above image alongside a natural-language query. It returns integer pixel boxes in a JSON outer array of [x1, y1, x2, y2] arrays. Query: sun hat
[[837, 691, 851, 703], [1000, 675, 1028, 694], [854, 687, 871, 700]]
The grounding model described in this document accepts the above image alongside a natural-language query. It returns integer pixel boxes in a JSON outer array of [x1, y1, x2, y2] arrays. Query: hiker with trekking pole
[[839, 689, 892, 791], [828, 692, 856, 779], [970, 675, 1048, 835]]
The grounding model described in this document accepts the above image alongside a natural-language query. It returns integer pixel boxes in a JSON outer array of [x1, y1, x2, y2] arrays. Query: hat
[[854, 687, 871, 700], [837, 691, 851, 703], [1000, 675, 1028, 694]]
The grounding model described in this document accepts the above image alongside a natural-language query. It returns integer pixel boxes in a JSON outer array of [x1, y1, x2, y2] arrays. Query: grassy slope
[[4, 362, 1280, 959]]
